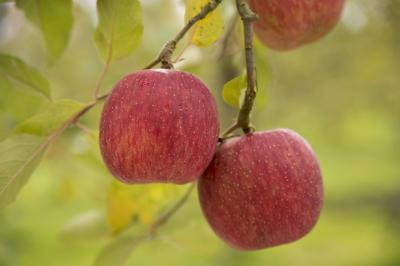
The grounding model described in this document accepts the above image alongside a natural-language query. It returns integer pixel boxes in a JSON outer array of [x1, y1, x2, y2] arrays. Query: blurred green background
[[1, 0, 399, 265]]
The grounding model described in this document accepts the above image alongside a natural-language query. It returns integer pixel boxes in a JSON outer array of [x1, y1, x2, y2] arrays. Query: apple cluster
[[99, 0, 344, 251]]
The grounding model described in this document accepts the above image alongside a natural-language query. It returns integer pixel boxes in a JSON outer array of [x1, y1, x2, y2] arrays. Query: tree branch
[[223, 0, 258, 137], [144, 0, 223, 69]]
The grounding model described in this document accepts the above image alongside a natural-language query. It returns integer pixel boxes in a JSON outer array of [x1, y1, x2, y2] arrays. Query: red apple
[[248, 0, 345, 50], [100, 69, 219, 184], [198, 129, 323, 250]]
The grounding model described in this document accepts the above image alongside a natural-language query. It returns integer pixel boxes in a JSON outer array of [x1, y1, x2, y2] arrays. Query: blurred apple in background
[[248, 0, 345, 50]]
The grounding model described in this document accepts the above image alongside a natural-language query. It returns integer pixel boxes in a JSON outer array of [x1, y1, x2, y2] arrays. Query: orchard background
[[0, 0, 400, 266]]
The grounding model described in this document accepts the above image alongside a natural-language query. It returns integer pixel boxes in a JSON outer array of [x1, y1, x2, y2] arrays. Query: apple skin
[[198, 129, 323, 250], [100, 69, 219, 184], [247, 0, 345, 50]]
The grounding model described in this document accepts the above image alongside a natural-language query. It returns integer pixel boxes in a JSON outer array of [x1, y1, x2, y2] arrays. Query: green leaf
[[0, 75, 45, 122], [0, 134, 46, 209], [94, 0, 143, 62], [0, 99, 88, 209], [15, 0, 73, 65], [61, 210, 108, 241], [0, 54, 51, 98], [185, 0, 224, 47], [222, 65, 269, 110], [222, 71, 247, 108], [15, 99, 85, 137]]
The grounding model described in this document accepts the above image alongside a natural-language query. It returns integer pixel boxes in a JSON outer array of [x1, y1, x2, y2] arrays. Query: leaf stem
[[93, 42, 113, 100]]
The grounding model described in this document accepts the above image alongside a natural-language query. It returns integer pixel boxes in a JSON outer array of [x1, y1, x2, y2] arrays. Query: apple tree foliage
[[0, 0, 250, 265]]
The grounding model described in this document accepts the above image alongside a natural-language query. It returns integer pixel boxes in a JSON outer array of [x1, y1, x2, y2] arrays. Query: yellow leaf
[[107, 185, 138, 233], [106, 181, 183, 233], [149, 185, 164, 201], [222, 71, 247, 108], [185, 0, 224, 47]]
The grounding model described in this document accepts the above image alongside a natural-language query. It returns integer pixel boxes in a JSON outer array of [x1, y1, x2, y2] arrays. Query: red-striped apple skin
[[198, 129, 323, 250], [248, 0, 345, 50], [100, 69, 219, 184]]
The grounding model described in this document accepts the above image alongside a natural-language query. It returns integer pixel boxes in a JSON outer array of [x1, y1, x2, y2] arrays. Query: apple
[[100, 69, 219, 184], [247, 0, 345, 50], [198, 129, 323, 250]]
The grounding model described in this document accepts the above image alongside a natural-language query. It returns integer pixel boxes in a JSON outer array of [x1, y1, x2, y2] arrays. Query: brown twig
[[222, 123, 240, 137], [96, 93, 110, 102], [144, 0, 223, 69], [223, 0, 258, 137]]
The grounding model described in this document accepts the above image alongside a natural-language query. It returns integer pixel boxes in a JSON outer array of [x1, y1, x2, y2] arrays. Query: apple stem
[[223, 0, 258, 138], [144, 0, 223, 69]]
